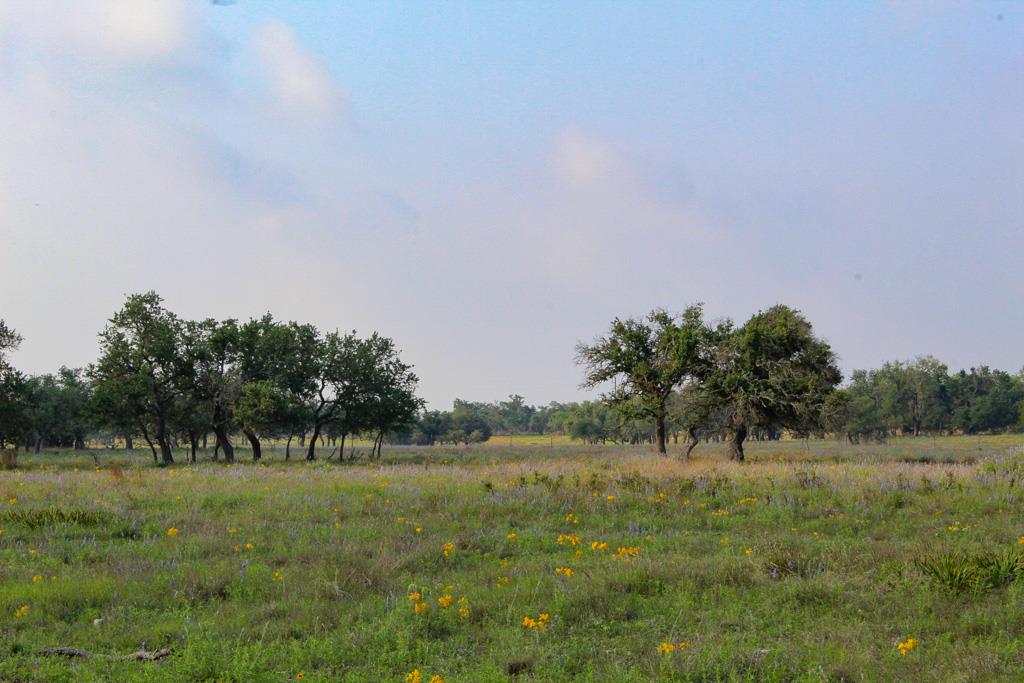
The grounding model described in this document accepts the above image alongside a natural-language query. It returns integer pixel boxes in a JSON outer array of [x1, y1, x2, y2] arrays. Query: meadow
[[2, 436, 1024, 682]]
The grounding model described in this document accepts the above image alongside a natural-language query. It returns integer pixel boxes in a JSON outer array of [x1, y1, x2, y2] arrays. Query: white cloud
[[253, 21, 343, 125], [0, 1, 190, 61]]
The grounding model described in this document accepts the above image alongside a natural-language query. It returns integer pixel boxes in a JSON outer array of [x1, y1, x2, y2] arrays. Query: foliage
[[576, 306, 716, 454]]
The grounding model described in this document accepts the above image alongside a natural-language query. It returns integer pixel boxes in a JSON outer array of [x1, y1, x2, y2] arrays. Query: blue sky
[[1, 1, 1021, 408]]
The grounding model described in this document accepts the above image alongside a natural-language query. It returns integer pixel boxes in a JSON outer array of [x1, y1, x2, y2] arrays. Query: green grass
[[2, 436, 1024, 681]]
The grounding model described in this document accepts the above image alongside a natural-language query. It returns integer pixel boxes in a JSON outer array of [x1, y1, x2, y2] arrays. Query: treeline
[[0, 292, 421, 463], [2, 299, 1021, 463], [404, 398, 685, 446], [830, 357, 1024, 442]]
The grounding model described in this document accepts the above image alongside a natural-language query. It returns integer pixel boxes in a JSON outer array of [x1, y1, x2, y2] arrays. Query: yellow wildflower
[[167, 527, 179, 537], [437, 594, 453, 608], [14, 604, 29, 618], [657, 641, 676, 654], [442, 542, 455, 557], [897, 637, 918, 655], [507, 531, 517, 540]]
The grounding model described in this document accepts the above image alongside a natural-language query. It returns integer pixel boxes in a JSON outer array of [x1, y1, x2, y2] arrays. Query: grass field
[[2, 436, 1024, 682]]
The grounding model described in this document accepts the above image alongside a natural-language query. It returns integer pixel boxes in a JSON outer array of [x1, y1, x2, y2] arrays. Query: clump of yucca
[[915, 549, 1024, 596]]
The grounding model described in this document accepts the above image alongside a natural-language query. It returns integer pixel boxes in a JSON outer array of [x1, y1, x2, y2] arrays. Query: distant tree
[[704, 305, 841, 461], [90, 292, 185, 464], [447, 402, 493, 444], [25, 367, 92, 451], [498, 394, 535, 434], [948, 367, 1023, 434], [414, 410, 451, 445], [178, 318, 241, 462], [304, 331, 420, 460], [834, 370, 887, 442], [360, 344, 422, 459], [577, 306, 715, 454], [235, 316, 319, 461], [0, 320, 29, 449]]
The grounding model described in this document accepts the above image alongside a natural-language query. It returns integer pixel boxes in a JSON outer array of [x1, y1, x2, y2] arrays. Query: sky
[[0, 1, 1022, 409]]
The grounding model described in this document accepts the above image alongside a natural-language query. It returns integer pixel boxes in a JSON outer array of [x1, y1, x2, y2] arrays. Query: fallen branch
[[41, 645, 172, 661]]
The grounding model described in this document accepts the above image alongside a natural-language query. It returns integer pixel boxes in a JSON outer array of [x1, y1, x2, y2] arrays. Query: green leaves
[[576, 306, 716, 452]]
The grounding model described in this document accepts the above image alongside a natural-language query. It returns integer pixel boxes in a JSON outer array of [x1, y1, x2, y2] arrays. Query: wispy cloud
[[253, 21, 343, 125]]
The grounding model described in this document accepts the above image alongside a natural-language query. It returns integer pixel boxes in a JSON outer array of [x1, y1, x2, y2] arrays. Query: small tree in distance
[[576, 305, 716, 455]]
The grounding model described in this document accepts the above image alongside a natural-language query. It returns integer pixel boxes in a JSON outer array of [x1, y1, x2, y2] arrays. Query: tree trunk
[[285, 434, 292, 461], [124, 435, 134, 451], [34, 437, 41, 454], [157, 437, 174, 465], [189, 433, 198, 463], [684, 427, 699, 459], [729, 423, 747, 462], [211, 424, 235, 463], [307, 424, 322, 461], [338, 433, 346, 462], [155, 414, 174, 464], [243, 426, 261, 462], [141, 426, 158, 463], [654, 414, 667, 454]]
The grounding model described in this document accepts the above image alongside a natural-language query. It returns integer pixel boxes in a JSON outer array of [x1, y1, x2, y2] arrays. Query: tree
[[25, 367, 92, 451], [359, 340, 422, 459], [90, 292, 185, 465], [577, 306, 715, 454], [304, 331, 420, 460], [178, 318, 241, 462], [0, 320, 29, 449], [413, 410, 451, 445], [236, 317, 320, 461], [447, 402, 493, 444], [704, 305, 841, 461]]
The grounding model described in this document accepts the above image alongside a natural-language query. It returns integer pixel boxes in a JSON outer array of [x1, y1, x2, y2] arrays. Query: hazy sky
[[1, 1, 1021, 409]]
